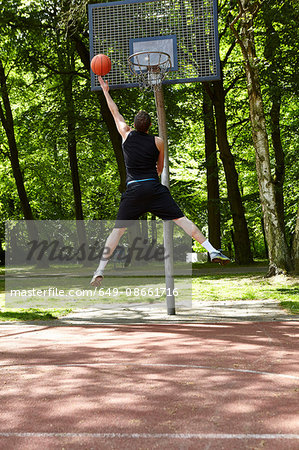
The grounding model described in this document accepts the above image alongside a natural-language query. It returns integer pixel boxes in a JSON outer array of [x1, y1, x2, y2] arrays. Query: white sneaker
[[210, 251, 231, 266], [90, 272, 104, 287]]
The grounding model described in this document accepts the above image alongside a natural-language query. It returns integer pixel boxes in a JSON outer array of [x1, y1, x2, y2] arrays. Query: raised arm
[[155, 136, 164, 176], [98, 76, 131, 140]]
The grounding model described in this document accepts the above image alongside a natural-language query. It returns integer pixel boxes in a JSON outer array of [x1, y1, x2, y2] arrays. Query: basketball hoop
[[128, 51, 171, 90]]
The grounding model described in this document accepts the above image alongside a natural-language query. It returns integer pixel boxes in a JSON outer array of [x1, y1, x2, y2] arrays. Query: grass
[[1, 264, 299, 320], [0, 275, 72, 321], [280, 301, 299, 314], [0, 310, 62, 321], [192, 272, 299, 310]]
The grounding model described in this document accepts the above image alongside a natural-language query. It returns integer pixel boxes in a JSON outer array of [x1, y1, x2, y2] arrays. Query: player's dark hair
[[134, 110, 151, 133]]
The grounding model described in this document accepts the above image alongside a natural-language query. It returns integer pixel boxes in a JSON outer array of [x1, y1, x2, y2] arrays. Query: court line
[[0, 432, 298, 440], [0, 326, 53, 339], [0, 361, 298, 380]]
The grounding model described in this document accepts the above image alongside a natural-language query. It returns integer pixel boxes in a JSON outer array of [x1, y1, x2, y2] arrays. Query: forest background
[[0, 0, 298, 276]]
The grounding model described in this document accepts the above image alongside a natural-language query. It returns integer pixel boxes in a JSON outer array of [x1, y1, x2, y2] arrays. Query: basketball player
[[91, 76, 230, 286]]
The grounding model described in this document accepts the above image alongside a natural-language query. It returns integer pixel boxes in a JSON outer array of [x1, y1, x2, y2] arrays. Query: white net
[[128, 51, 171, 90]]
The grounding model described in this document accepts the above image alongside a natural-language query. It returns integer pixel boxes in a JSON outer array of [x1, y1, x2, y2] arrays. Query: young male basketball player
[[90, 76, 230, 286]]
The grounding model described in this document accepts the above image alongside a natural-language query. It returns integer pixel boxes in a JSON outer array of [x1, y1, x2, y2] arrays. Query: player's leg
[[173, 216, 230, 265], [90, 227, 126, 286], [148, 183, 230, 265], [90, 180, 148, 286]]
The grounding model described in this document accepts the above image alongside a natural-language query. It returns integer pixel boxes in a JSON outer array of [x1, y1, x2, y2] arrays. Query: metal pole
[[154, 85, 175, 315]]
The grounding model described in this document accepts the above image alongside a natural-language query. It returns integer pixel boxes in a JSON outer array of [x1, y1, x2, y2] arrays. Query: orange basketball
[[91, 54, 111, 76]]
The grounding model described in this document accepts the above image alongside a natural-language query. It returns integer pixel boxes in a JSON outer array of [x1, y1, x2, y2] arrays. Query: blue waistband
[[127, 178, 156, 185]]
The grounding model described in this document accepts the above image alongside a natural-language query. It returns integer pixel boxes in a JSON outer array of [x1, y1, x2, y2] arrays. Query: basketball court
[[0, 320, 298, 449], [2, 1, 298, 448]]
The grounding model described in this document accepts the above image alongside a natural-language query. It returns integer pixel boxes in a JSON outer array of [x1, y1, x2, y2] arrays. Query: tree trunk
[[141, 215, 149, 242], [0, 59, 46, 266], [0, 59, 42, 255], [291, 204, 299, 274], [72, 33, 126, 192], [264, 19, 286, 234], [126, 221, 142, 266], [230, 1, 292, 275], [205, 80, 253, 264], [0, 237, 4, 265], [57, 5, 85, 222], [270, 94, 285, 232], [202, 88, 221, 251], [63, 72, 84, 221], [151, 215, 157, 244], [60, 47, 91, 262], [0, 59, 34, 223]]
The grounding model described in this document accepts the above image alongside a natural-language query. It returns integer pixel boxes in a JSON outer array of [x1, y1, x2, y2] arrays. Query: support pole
[[154, 85, 175, 315]]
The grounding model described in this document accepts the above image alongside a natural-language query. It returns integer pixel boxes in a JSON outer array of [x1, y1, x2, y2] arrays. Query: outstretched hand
[[98, 76, 109, 93]]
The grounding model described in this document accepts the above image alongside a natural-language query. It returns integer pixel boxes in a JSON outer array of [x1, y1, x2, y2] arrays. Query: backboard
[[89, 0, 220, 90], [129, 36, 178, 71]]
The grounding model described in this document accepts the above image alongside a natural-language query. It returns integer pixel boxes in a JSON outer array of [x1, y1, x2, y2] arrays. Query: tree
[[230, 0, 292, 274], [205, 75, 253, 264], [59, 3, 127, 193], [202, 88, 221, 251], [57, 35, 90, 252], [258, 0, 299, 265], [292, 204, 299, 274], [0, 59, 34, 222], [58, 42, 84, 220]]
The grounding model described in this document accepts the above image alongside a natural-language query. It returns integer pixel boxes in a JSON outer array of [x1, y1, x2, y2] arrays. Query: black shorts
[[115, 180, 184, 227]]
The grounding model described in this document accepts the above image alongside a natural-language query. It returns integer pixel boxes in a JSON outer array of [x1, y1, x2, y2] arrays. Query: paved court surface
[[0, 321, 298, 449]]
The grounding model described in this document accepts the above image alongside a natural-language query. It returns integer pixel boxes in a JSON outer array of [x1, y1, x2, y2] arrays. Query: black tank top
[[122, 130, 160, 184]]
